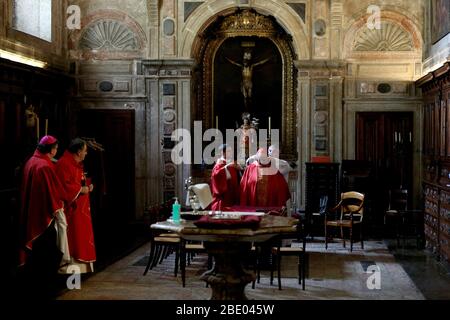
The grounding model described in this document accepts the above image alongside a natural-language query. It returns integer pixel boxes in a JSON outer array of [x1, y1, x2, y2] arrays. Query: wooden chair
[[325, 191, 365, 252], [269, 216, 307, 290], [143, 201, 181, 277], [384, 189, 408, 247], [180, 240, 212, 287]]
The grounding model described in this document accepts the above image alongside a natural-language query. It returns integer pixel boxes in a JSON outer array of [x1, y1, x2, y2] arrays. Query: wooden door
[[77, 109, 135, 262], [356, 112, 413, 228]]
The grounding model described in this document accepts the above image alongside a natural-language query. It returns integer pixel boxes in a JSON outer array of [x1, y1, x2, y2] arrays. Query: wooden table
[[151, 214, 297, 300]]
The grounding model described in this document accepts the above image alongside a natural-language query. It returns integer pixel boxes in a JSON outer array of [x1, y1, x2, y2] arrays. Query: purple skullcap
[[39, 135, 57, 145]]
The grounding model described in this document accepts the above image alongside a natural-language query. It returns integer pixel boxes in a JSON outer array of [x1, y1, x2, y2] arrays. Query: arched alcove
[[191, 8, 298, 159]]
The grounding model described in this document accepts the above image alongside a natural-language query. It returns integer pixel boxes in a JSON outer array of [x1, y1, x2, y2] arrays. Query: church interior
[[1, 0, 450, 301]]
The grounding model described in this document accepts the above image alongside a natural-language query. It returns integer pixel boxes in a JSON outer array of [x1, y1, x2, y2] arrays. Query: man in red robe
[[19, 135, 67, 298], [55, 138, 96, 273], [210, 144, 241, 211], [240, 148, 290, 208]]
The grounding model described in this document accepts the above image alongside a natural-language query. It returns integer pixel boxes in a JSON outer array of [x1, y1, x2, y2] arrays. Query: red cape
[[55, 151, 96, 262], [240, 161, 290, 207], [19, 150, 64, 266], [210, 160, 240, 211]]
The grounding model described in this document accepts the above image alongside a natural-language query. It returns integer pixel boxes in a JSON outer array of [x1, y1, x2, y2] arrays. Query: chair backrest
[[188, 183, 213, 209], [340, 191, 365, 221], [388, 189, 408, 211], [318, 195, 328, 215]]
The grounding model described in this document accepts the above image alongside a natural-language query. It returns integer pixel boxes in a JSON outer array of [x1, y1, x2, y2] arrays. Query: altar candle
[[45, 118, 48, 136], [268, 116, 271, 137], [216, 116, 218, 130], [409, 132, 412, 143], [36, 116, 40, 143]]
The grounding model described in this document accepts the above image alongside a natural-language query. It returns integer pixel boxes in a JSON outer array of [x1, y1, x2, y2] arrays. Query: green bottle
[[172, 197, 181, 223]]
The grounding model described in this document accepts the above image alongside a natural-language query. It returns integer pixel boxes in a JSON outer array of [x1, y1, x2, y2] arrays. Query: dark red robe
[[210, 159, 240, 211], [55, 151, 96, 263], [19, 150, 64, 266], [240, 161, 291, 208]]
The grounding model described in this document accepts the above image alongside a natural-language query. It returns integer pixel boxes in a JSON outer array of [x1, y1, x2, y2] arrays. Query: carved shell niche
[[79, 20, 139, 51], [354, 22, 413, 51]]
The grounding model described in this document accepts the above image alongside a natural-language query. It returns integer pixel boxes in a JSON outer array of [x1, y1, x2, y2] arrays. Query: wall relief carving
[[79, 20, 140, 51], [353, 22, 413, 51]]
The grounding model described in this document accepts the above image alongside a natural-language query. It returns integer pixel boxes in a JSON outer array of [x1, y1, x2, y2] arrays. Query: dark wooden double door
[[77, 109, 136, 265], [356, 112, 413, 230]]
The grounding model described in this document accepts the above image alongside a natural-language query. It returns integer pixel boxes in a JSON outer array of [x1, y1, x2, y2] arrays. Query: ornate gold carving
[[217, 9, 278, 38], [194, 9, 297, 160]]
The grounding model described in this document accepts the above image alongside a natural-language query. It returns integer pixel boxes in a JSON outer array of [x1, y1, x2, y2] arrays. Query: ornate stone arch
[[343, 10, 422, 59], [191, 8, 298, 159], [69, 9, 147, 60], [180, 1, 309, 60]]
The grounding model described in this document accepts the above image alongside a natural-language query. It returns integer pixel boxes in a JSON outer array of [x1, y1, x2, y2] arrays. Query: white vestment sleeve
[[54, 209, 71, 265]]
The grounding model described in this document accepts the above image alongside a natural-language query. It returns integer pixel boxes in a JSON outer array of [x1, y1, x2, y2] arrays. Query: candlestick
[[36, 116, 40, 143], [45, 118, 48, 136]]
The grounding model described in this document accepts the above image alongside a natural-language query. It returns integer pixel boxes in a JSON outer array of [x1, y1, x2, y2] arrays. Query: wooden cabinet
[[417, 62, 450, 265]]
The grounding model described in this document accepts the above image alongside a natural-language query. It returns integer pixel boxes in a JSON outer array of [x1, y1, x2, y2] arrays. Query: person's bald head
[[257, 148, 269, 165], [268, 145, 280, 158]]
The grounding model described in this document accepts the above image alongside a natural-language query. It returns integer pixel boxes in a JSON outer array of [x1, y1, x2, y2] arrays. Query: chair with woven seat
[[143, 201, 181, 277], [325, 191, 365, 252]]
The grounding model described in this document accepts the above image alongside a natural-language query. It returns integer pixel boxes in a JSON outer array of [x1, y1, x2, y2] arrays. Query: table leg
[[200, 242, 255, 300]]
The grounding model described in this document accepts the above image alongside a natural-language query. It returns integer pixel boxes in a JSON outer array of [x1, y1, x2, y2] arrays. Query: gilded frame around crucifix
[[192, 8, 298, 160]]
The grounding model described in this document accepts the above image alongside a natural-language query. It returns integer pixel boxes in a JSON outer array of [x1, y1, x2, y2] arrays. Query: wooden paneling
[[418, 61, 450, 265]]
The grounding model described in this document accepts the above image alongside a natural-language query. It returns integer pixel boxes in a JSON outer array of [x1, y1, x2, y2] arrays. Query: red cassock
[[55, 151, 96, 263], [210, 160, 240, 211], [19, 150, 64, 266], [240, 161, 291, 208]]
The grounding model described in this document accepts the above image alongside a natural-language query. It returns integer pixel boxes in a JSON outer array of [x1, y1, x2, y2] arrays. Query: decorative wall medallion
[[163, 109, 176, 123], [354, 22, 413, 51], [164, 163, 176, 176], [163, 18, 175, 36], [315, 111, 328, 124], [99, 81, 113, 92], [80, 20, 139, 51], [314, 19, 327, 37], [377, 83, 392, 94]]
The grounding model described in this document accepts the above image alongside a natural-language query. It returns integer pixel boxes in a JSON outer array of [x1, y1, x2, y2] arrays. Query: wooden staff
[[36, 116, 40, 143], [45, 118, 48, 136]]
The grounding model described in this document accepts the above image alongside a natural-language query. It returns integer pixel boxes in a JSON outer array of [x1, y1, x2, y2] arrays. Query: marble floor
[[57, 238, 450, 300]]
